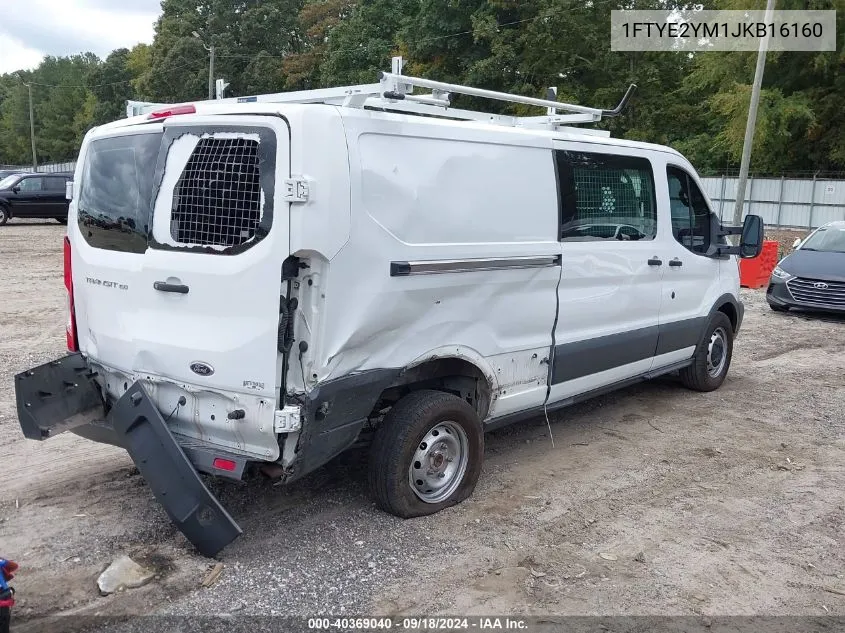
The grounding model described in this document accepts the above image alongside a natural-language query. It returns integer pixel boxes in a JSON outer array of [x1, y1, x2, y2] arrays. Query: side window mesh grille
[[171, 137, 261, 247]]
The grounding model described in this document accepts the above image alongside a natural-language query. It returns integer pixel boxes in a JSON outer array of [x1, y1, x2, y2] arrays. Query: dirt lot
[[1, 220, 844, 629]]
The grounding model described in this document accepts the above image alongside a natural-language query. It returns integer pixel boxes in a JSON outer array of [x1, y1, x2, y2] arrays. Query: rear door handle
[[669, 259, 683, 267], [154, 281, 189, 294], [647, 258, 663, 266]]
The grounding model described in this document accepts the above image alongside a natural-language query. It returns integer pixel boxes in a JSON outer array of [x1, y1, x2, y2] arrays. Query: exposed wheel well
[[370, 358, 493, 422], [717, 301, 738, 332]]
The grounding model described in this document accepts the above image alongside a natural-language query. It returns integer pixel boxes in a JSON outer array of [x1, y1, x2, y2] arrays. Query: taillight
[[147, 104, 196, 120], [64, 236, 79, 352]]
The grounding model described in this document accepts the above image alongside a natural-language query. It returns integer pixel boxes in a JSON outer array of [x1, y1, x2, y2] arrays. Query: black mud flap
[[109, 382, 242, 557], [15, 353, 104, 440]]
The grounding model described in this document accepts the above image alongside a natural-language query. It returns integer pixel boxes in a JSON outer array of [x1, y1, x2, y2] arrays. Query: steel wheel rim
[[409, 421, 469, 504], [707, 327, 728, 378], [0, 209, 5, 222]]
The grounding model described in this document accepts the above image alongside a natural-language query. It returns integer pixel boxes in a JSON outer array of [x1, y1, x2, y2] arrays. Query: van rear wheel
[[679, 312, 734, 392], [369, 389, 484, 518]]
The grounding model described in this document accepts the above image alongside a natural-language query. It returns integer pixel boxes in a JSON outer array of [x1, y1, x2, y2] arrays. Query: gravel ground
[[1, 220, 844, 632]]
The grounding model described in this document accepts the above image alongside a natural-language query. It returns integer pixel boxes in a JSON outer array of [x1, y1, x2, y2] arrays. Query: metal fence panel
[[779, 204, 809, 228], [814, 180, 844, 203], [701, 175, 845, 228]]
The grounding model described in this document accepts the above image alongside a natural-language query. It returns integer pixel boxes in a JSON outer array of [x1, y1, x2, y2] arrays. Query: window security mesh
[[573, 167, 651, 220], [171, 137, 261, 247]]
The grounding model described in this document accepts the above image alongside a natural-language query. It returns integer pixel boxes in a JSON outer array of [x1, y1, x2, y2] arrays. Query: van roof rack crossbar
[[126, 57, 635, 135]]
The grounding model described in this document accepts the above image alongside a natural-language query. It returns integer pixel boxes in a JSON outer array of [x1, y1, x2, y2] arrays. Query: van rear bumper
[[15, 353, 242, 557], [15, 353, 103, 441]]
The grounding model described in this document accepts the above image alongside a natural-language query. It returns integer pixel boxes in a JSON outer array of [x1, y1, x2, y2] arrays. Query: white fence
[[0, 161, 77, 174], [701, 176, 845, 229]]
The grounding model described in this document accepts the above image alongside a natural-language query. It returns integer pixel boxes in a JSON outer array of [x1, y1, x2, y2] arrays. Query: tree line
[[0, 0, 843, 174]]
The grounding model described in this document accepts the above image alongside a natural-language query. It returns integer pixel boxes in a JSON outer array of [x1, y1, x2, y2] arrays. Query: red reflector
[[147, 104, 196, 119], [213, 458, 237, 472]]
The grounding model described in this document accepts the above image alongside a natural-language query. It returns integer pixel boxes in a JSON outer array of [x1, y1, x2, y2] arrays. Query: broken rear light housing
[[64, 236, 79, 352]]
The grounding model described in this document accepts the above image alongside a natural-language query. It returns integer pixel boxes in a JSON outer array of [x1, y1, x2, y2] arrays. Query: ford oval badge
[[190, 361, 214, 377]]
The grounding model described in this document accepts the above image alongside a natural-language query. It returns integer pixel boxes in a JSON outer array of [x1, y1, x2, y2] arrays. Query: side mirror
[[739, 214, 764, 259], [792, 237, 801, 249], [11, 186, 20, 194]]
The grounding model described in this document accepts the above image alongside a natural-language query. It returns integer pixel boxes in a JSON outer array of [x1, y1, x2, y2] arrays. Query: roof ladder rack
[[126, 57, 636, 135]]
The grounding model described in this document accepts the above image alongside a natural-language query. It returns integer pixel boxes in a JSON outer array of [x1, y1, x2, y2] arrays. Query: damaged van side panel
[[289, 111, 562, 446]]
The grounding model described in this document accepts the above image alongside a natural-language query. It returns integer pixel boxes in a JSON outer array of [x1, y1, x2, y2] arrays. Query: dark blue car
[[767, 221, 845, 313]]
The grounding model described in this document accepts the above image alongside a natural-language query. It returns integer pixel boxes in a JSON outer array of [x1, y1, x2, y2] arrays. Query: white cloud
[[0, 34, 44, 75], [0, 0, 159, 74]]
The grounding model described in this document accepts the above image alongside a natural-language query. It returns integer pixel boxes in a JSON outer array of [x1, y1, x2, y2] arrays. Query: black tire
[[679, 312, 734, 392], [369, 389, 484, 518], [768, 302, 789, 312], [0, 205, 8, 226]]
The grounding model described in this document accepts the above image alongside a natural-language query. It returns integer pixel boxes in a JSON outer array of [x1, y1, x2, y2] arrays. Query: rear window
[[78, 132, 162, 254], [170, 136, 261, 247]]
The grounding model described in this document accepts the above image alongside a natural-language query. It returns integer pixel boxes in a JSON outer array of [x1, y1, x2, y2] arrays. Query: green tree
[[3, 0, 845, 174], [318, 0, 417, 86], [283, 0, 356, 89], [679, 0, 845, 173], [140, 0, 304, 102], [88, 48, 135, 125]]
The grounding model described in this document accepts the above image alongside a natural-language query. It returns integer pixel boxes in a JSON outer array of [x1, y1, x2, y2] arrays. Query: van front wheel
[[680, 312, 734, 392], [369, 390, 484, 518]]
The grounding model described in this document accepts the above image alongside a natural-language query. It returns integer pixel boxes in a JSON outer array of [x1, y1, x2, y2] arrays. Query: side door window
[[18, 176, 44, 193], [667, 166, 712, 255], [556, 151, 657, 242]]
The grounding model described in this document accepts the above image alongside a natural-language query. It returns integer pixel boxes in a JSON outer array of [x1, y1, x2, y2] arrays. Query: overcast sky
[[0, 0, 161, 74]]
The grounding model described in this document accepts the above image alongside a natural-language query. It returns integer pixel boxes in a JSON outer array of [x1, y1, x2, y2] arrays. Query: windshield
[[78, 132, 162, 254], [0, 175, 20, 189], [800, 226, 845, 253]]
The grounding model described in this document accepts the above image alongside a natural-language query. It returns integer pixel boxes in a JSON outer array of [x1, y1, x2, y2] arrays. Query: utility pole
[[193, 31, 215, 100], [207, 45, 215, 101], [733, 0, 776, 226], [16, 74, 38, 171], [26, 83, 37, 172]]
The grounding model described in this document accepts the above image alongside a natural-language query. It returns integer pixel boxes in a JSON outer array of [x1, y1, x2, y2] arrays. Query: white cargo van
[[15, 60, 764, 556]]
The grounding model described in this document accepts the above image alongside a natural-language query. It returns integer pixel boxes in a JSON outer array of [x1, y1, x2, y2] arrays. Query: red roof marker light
[[147, 104, 196, 120]]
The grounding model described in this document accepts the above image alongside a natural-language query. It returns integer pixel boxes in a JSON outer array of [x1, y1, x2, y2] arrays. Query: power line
[[17, 58, 208, 89]]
